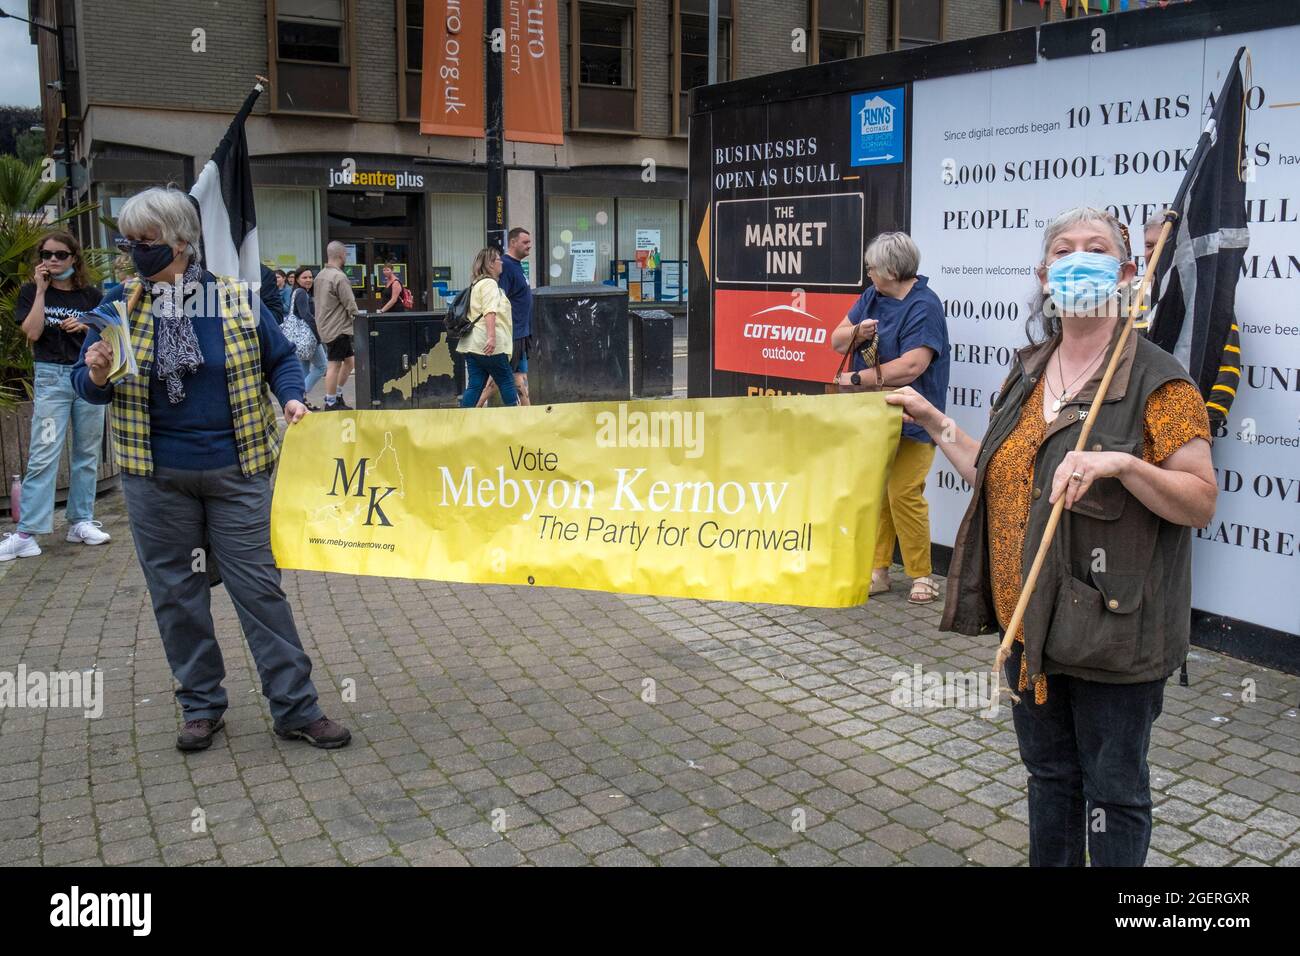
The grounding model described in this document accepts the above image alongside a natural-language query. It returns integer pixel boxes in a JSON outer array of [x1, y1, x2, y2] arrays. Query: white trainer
[[0, 532, 41, 561], [66, 521, 111, 545]]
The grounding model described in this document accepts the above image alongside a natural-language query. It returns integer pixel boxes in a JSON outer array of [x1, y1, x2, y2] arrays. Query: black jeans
[[1005, 644, 1165, 866]]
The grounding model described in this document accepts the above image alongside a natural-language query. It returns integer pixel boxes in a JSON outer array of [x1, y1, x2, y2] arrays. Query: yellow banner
[[270, 394, 901, 608]]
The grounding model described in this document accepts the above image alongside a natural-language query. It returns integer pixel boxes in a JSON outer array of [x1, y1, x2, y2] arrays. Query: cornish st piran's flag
[[1147, 47, 1249, 430], [188, 81, 263, 290]]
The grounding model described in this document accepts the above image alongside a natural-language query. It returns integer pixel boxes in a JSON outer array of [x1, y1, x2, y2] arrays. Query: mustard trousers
[[873, 436, 937, 578]]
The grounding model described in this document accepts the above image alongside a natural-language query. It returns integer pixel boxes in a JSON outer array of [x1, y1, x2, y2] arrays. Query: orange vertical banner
[[503, 0, 564, 145], [421, 0, 485, 138]]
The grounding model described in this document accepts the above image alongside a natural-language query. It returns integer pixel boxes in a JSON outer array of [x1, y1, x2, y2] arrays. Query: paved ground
[[0, 489, 1297, 867]]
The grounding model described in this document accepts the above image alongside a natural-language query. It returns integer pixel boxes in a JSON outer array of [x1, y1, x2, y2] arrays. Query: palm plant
[[0, 155, 104, 408]]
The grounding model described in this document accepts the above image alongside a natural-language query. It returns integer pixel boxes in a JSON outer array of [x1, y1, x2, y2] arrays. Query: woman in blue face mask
[[886, 206, 1218, 867], [2, 231, 110, 562]]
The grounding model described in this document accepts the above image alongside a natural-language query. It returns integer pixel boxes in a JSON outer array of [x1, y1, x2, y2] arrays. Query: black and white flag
[[1148, 47, 1250, 428], [188, 81, 264, 290]]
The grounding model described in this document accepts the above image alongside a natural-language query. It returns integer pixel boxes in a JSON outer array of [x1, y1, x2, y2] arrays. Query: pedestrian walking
[[314, 241, 359, 411]]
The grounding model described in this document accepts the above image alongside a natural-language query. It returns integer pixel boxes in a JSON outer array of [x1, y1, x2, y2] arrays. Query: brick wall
[[640, 0, 672, 138], [946, 0, 1004, 42], [865, 0, 890, 56], [734, 0, 806, 79], [78, 0, 269, 114], [76, 0, 402, 120], [356, 0, 399, 121]]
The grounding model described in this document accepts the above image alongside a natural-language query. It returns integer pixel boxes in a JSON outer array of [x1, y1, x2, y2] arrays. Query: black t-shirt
[[14, 282, 102, 365]]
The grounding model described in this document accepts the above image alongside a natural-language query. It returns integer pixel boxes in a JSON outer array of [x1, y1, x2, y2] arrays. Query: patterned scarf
[[151, 261, 205, 404]]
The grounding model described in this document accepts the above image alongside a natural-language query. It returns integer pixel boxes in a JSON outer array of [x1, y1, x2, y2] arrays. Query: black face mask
[[131, 242, 178, 278]]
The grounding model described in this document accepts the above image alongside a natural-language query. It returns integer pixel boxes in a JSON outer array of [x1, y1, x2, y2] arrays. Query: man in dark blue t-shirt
[[830, 232, 950, 606], [480, 226, 534, 406]]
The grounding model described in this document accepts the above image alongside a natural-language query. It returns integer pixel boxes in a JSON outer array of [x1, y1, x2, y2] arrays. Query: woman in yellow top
[[458, 246, 518, 407]]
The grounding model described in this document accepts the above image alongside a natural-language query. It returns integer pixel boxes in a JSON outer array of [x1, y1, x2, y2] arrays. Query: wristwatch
[[850, 371, 862, 386]]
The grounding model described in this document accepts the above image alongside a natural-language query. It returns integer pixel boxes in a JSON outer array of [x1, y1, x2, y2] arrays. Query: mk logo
[[329, 457, 398, 527]]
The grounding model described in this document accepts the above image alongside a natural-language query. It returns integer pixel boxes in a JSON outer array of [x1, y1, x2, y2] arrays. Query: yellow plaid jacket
[[109, 275, 281, 477]]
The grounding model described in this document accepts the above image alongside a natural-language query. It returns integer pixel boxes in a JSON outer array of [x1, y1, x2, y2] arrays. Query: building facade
[[30, 0, 1109, 310]]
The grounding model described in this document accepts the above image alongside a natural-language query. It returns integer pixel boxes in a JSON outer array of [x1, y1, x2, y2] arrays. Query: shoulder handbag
[[281, 289, 318, 362], [826, 327, 882, 394]]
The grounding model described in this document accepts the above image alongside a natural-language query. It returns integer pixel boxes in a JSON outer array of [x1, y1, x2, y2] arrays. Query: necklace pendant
[[1051, 398, 1063, 413]]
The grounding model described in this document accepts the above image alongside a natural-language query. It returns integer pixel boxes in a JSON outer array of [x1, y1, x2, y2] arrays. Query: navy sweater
[[72, 273, 305, 471]]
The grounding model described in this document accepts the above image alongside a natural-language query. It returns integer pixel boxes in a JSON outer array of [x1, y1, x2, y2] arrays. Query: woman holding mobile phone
[[2, 230, 109, 561]]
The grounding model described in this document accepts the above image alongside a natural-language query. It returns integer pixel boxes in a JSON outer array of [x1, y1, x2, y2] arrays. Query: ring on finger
[[1070, 471, 1084, 482]]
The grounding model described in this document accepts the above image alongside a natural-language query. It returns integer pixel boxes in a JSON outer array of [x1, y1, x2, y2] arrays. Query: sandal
[[908, 575, 939, 604], [869, 569, 891, 596]]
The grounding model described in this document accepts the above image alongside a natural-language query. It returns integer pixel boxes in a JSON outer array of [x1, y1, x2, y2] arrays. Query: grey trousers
[[122, 465, 323, 730]]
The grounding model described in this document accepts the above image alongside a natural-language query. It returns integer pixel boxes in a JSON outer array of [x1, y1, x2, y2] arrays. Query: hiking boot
[[275, 715, 351, 749], [177, 717, 225, 752]]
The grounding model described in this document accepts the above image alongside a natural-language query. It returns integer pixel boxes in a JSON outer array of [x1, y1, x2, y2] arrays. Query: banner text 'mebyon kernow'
[[438, 466, 789, 521]]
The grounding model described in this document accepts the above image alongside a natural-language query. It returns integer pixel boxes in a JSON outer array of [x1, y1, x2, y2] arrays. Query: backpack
[[400, 284, 414, 310], [443, 281, 481, 338]]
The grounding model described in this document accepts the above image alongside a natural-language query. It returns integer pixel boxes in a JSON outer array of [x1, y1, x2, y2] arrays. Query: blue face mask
[[1046, 251, 1122, 314], [54, 266, 75, 280]]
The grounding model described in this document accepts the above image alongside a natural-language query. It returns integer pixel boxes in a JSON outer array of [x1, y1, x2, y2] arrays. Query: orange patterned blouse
[[985, 375, 1210, 701]]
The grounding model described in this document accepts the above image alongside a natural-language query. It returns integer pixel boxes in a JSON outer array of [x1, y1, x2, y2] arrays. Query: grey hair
[[118, 186, 201, 260], [864, 231, 920, 282], [326, 240, 348, 262], [1143, 209, 1167, 233], [1026, 206, 1129, 343]]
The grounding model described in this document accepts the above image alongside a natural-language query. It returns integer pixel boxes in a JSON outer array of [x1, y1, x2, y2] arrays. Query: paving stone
[[3, 497, 1296, 869]]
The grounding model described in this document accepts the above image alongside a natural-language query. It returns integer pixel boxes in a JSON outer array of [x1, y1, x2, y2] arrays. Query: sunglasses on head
[[39, 249, 73, 261]]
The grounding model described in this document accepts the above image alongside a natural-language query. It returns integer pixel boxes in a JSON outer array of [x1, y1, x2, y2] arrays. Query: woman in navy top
[[830, 232, 951, 604]]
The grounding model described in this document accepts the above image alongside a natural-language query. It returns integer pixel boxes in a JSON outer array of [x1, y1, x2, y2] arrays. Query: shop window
[[891, 0, 942, 51], [270, 0, 354, 114], [255, 187, 322, 271], [812, 0, 864, 64], [428, 194, 486, 310], [572, 0, 639, 132], [674, 0, 732, 136], [399, 0, 423, 120], [547, 196, 687, 302]]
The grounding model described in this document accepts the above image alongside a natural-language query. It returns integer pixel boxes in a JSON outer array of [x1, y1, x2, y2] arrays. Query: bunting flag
[[1148, 47, 1250, 429], [188, 81, 263, 290]]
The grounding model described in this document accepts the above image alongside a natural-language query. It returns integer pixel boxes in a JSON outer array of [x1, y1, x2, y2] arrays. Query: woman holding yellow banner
[[71, 186, 350, 754], [886, 207, 1216, 867]]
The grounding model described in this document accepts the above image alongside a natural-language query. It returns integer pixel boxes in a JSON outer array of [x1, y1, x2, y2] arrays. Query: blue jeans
[[1005, 644, 1165, 866], [461, 353, 519, 407], [301, 343, 327, 395], [18, 362, 105, 535]]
